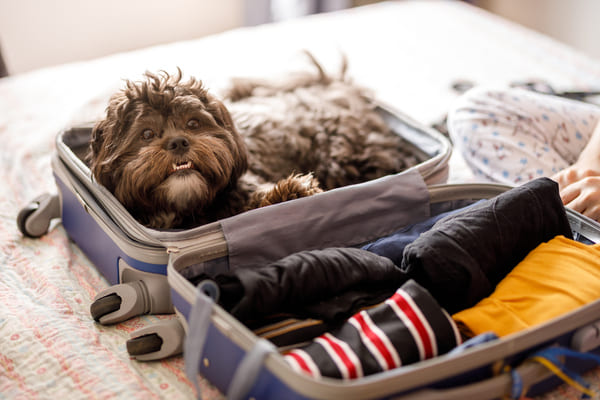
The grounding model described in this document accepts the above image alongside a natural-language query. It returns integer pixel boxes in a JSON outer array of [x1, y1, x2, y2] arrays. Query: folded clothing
[[401, 177, 572, 314], [453, 235, 600, 337], [361, 201, 480, 266], [190, 247, 409, 324], [284, 280, 461, 379]]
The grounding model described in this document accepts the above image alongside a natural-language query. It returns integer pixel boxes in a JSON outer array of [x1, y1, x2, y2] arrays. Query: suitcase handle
[[226, 339, 276, 400], [184, 283, 277, 400], [184, 285, 215, 399]]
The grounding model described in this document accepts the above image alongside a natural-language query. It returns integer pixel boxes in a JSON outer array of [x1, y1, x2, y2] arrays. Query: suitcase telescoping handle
[[184, 282, 276, 400]]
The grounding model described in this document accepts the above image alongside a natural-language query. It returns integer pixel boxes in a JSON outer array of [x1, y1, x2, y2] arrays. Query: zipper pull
[[166, 246, 180, 254]]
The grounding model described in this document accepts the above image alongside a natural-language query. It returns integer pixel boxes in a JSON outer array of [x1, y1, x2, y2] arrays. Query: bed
[[3, 1, 600, 398]]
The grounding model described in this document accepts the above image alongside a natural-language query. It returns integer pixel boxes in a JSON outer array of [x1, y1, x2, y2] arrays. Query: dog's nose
[[166, 137, 190, 154]]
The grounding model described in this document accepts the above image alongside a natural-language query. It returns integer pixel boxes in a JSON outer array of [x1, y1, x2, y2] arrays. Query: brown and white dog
[[88, 55, 416, 229]]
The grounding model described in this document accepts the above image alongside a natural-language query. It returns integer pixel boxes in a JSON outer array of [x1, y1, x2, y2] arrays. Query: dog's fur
[[88, 55, 418, 229]]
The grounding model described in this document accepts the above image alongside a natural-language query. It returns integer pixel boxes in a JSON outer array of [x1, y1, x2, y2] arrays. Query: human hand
[[552, 166, 600, 221], [552, 164, 600, 191]]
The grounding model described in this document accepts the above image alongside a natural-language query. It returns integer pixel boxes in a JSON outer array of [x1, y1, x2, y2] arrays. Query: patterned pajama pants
[[447, 86, 600, 185]]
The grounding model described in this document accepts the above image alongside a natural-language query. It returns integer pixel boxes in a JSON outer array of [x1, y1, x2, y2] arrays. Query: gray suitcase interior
[[27, 102, 453, 359], [53, 103, 452, 253]]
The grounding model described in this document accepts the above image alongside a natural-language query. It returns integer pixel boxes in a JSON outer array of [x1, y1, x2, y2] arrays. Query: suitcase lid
[[53, 103, 452, 255]]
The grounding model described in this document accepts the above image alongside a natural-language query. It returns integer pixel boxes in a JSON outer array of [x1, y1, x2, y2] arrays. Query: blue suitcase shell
[[167, 171, 600, 400]]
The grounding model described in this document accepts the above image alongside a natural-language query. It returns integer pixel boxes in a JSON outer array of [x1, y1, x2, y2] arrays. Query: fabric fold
[[190, 247, 409, 324], [453, 235, 600, 337], [284, 280, 461, 379], [401, 177, 572, 314]]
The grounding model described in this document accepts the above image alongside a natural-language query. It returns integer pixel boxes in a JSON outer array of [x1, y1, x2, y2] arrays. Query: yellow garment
[[453, 235, 600, 337]]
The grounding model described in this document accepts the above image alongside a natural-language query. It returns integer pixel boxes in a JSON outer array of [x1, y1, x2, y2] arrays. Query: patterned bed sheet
[[2, 1, 600, 398]]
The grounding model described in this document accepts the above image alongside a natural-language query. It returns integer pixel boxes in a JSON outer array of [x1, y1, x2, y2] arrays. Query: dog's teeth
[[172, 161, 193, 172]]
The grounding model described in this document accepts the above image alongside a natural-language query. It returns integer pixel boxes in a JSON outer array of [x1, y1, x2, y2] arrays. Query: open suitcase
[[17, 103, 452, 361], [167, 171, 600, 400], [21, 92, 600, 398]]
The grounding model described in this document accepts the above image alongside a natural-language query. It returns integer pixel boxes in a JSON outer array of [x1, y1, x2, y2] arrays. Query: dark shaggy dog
[[88, 55, 417, 229]]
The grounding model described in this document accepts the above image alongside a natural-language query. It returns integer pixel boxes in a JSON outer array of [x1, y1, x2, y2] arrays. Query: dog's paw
[[258, 173, 322, 207]]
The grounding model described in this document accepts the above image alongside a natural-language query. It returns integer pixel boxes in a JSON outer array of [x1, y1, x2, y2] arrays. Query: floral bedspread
[[2, 1, 600, 399]]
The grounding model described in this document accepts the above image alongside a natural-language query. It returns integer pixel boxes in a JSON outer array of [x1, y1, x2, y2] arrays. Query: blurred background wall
[[0, 0, 245, 75], [0, 0, 599, 76], [474, 0, 600, 61]]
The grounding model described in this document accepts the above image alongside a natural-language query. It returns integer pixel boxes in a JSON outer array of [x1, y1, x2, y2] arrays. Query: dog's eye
[[141, 129, 155, 140], [186, 119, 200, 130]]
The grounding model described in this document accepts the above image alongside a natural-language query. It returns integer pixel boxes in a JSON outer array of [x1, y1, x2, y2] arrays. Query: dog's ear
[[89, 119, 107, 162], [207, 95, 249, 182], [88, 119, 117, 190], [88, 92, 131, 189], [207, 95, 236, 132]]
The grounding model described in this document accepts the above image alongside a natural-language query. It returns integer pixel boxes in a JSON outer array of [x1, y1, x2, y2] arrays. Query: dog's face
[[89, 71, 248, 228]]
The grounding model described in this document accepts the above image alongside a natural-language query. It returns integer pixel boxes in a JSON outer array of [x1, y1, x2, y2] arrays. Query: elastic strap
[[500, 364, 525, 400], [227, 339, 277, 400], [529, 356, 593, 397], [528, 347, 600, 398], [184, 287, 215, 399]]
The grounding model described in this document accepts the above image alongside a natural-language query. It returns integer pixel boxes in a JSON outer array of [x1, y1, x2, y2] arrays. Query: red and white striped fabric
[[284, 280, 462, 379]]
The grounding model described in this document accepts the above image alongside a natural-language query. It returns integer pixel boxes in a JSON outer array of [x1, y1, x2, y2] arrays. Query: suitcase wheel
[[17, 203, 39, 237], [126, 333, 163, 356], [17, 193, 60, 238], [127, 319, 185, 361], [90, 293, 122, 322], [91, 278, 174, 325]]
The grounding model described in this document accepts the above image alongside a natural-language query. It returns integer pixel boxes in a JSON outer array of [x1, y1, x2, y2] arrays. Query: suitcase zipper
[[163, 228, 228, 263]]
